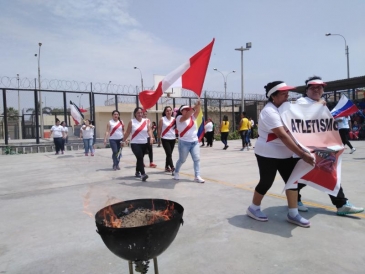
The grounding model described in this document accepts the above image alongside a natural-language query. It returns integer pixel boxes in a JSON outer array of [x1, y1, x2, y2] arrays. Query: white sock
[[250, 204, 260, 211], [288, 208, 299, 218]]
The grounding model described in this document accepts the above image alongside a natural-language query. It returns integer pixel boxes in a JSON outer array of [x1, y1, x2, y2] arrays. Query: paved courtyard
[[0, 139, 364, 274]]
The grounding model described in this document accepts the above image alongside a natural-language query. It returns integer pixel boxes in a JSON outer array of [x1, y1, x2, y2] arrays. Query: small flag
[[196, 109, 205, 142], [70, 100, 84, 125], [330, 94, 359, 118], [139, 39, 215, 109]]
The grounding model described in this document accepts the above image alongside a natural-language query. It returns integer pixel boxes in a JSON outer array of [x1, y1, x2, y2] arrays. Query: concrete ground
[[0, 138, 364, 274]]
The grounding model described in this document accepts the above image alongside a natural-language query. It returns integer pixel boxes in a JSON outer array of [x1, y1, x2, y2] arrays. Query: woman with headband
[[246, 81, 315, 227], [296, 76, 363, 216]]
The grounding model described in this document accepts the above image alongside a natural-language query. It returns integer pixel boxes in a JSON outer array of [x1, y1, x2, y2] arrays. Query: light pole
[[325, 33, 349, 79], [134, 67, 144, 91], [35, 42, 43, 137], [235, 42, 252, 112], [106, 81, 111, 105], [213, 68, 236, 99], [17, 74, 22, 139]]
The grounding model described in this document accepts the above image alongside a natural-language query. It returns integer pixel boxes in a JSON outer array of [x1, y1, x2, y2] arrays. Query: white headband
[[267, 83, 288, 97], [306, 79, 326, 86]]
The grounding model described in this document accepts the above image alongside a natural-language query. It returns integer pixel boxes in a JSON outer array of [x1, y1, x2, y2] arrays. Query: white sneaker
[[350, 148, 356, 154], [194, 176, 205, 183], [174, 173, 179, 180]]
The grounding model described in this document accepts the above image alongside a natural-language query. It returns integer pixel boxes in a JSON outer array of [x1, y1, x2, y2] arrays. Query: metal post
[[17, 74, 22, 139], [37, 42, 44, 138], [2, 89, 9, 145], [235, 43, 251, 112], [134, 67, 144, 91], [63, 91, 67, 124], [346, 45, 350, 79], [153, 257, 159, 274], [34, 87, 40, 144]]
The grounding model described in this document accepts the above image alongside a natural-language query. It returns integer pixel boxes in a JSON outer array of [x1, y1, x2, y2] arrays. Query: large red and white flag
[[279, 102, 344, 196], [139, 39, 215, 109]]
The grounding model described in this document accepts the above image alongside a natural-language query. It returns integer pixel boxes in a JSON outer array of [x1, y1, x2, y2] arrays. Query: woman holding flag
[[174, 100, 205, 183], [104, 110, 124, 171], [246, 81, 315, 227], [296, 76, 363, 215], [123, 107, 155, 182], [157, 106, 176, 174]]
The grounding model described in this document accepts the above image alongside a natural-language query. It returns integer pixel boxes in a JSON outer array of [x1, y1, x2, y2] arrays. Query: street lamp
[[106, 81, 111, 105], [213, 68, 236, 99], [235, 42, 251, 112], [35, 42, 43, 137], [134, 67, 144, 91], [325, 33, 350, 78], [17, 74, 22, 139]]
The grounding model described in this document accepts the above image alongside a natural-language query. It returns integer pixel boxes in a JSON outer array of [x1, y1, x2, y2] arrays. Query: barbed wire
[[1, 75, 301, 101]]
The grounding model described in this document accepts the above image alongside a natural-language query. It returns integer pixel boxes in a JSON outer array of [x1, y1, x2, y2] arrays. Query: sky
[[1, 0, 364, 99]]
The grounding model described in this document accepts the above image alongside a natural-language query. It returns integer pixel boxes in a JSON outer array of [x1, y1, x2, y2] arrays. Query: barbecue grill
[[95, 199, 184, 274]]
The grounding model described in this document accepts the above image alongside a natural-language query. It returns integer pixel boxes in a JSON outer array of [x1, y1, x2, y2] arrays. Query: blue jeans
[[83, 138, 93, 154], [109, 139, 122, 167], [175, 140, 200, 177], [246, 129, 251, 144]]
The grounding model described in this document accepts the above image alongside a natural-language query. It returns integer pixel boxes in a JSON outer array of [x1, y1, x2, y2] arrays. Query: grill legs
[[128, 258, 159, 274]]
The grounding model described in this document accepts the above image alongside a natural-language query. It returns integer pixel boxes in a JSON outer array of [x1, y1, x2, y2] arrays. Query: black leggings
[[131, 143, 148, 175], [297, 183, 347, 208], [205, 131, 214, 147], [145, 137, 153, 163], [161, 138, 176, 169], [240, 130, 248, 147], [339, 128, 353, 149], [221, 132, 228, 146], [255, 154, 299, 195]]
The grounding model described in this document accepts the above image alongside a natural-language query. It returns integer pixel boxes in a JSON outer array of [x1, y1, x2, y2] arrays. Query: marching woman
[[50, 118, 66, 155], [157, 106, 176, 173], [174, 99, 205, 183], [80, 119, 95, 156], [220, 115, 230, 149], [246, 81, 315, 227], [104, 110, 124, 171], [123, 107, 155, 182]]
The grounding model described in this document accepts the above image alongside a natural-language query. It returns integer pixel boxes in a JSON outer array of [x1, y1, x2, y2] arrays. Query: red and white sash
[[179, 118, 194, 138]]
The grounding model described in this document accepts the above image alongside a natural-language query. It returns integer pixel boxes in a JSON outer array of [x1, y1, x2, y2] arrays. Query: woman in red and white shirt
[[174, 100, 205, 183], [123, 107, 154, 182], [104, 110, 124, 171], [158, 106, 176, 173]]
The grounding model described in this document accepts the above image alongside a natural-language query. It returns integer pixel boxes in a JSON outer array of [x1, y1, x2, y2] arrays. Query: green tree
[[2, 107, 19, 121]]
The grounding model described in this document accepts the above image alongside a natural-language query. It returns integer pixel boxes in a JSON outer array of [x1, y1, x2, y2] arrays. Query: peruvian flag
[[70, 100, 84, 125], [330, 94, 359, 118], [139, 39, 215, 109]]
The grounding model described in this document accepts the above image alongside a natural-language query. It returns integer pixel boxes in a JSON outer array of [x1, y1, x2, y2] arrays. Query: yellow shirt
[[239, 118, 250, 131], [220, 121, 229, 132]]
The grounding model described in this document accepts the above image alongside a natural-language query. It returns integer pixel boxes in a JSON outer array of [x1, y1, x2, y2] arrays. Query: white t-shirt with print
[[51, 125, 64, 138], [254, 102, 293, 158], [176, 115, 198, 142]]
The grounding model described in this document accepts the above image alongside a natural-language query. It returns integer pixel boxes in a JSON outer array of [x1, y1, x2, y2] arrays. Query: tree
[[2, 107, 19, 121], [26, 102, 53, 122]]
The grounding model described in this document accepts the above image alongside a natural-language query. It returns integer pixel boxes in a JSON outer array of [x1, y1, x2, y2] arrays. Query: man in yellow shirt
[[238, 112, 250, 151]]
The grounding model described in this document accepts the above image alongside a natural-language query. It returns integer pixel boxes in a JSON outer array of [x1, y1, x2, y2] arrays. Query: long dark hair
[[223, 115, 228, 125], [133, 107, 144, 118], [162, 106, 172, 117]]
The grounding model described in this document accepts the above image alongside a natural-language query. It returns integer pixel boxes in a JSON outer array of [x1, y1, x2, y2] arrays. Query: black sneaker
[[141, 174, 148, 181], [135, 172, 141, 178]]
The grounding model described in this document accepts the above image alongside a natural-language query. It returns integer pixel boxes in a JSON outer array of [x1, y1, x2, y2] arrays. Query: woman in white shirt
[[157, 106, 176, 173], [247, 81, 315, 227], [104, 110, 124, 171], [50, 119, 65, 155], [60, 121, 68, 154], [80, 119, 95, 156], [174, 100, 205, 183], [123, 107, 154, 182], [204, 118, 214, 147]]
